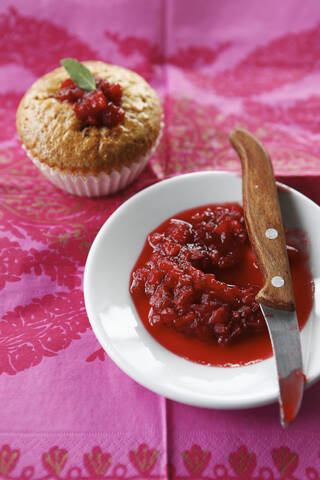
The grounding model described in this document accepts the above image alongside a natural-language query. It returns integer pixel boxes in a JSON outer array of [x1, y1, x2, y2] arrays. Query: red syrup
[[130, 203, 314, 366]]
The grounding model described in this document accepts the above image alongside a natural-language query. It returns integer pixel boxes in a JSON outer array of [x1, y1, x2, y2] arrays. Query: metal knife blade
[[229, 128, 304, 427], [261, 306, 304, 427]]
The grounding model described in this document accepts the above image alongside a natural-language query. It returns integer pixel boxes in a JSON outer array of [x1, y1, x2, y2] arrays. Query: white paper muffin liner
[[23, 130, 162, 197]]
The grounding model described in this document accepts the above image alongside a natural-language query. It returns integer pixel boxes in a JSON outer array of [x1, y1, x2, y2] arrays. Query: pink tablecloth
[[1, 1, 320, 478]]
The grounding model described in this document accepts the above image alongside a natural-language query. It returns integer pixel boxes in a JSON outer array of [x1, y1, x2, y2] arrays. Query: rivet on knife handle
[[229, 128, 295, 312]]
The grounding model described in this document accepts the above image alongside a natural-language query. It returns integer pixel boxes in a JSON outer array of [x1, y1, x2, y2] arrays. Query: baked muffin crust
[[16, 61, 162, 175]]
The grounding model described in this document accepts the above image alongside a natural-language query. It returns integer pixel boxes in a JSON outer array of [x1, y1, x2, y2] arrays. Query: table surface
[[1, 1, 320, 478]]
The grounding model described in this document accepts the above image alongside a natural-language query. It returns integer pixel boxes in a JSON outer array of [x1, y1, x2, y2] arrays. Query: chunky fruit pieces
[[55, 77, 125, 128], [130, 204, 266, 345]]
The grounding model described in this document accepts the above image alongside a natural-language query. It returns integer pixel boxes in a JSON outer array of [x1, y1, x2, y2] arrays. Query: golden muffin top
[[16, 61, 162, 174]]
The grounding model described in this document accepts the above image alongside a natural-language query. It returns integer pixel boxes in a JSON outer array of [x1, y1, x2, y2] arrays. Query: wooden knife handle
[[229, 128, 295, 311]]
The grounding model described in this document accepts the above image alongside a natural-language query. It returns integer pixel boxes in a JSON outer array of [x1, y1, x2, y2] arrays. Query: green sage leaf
[[60, 58, 96, 91]]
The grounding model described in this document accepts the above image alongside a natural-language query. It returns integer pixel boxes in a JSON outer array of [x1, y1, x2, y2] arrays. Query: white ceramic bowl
[[84, 172, 320, 409]]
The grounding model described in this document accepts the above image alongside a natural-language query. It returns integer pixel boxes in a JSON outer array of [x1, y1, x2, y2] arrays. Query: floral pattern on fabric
[[0, 443, 317, 479]]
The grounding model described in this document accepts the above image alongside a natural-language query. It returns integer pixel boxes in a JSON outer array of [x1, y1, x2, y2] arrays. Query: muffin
[[16, 60, 163, 196]]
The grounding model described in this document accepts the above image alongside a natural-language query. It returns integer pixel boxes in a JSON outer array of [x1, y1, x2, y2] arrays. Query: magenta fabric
[[0, 0, 320, 478]]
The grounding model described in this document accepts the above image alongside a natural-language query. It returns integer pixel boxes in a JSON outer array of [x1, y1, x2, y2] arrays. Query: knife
[[229, 128, 304, 427]]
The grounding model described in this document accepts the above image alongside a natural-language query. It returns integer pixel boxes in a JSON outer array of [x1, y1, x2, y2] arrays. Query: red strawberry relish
[[55, 77, 125, 128], [130, 203, 313, 366]]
